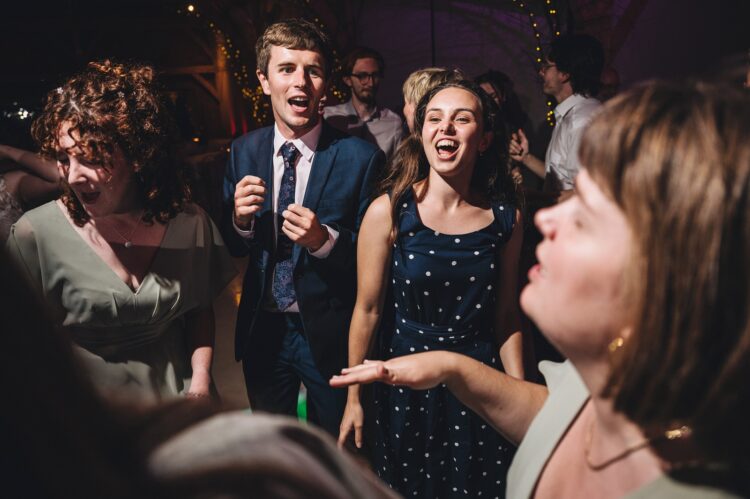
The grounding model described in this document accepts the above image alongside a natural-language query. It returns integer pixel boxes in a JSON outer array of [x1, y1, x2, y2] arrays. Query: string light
[[511, 0, 561, 127], [178, 3, 270, 124], [177, 2, 348, 126]]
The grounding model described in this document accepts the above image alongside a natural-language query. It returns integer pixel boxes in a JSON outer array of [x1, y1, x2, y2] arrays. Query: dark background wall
[[0, 0, 747, 146]]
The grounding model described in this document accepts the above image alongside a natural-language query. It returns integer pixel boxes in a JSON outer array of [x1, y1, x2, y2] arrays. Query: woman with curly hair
[[6, 60, 236, 400]]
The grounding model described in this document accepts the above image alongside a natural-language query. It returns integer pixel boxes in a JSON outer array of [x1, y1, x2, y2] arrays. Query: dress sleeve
[[196, 207, 238, 309], [5, 217, 43, 291]]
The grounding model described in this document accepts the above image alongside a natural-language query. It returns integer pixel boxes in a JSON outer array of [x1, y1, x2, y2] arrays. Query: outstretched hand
[[330, 352, 454, 391]]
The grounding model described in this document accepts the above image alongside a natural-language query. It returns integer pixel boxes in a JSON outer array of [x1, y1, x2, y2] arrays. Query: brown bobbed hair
[[31, 60, 191, 226], [583, 81, 750, 464], [380, 80, 516, 240], [255, 18, 333, 78]]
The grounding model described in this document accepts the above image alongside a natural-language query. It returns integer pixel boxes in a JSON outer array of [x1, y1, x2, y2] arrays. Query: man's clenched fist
[[234, 175, 266, 229]]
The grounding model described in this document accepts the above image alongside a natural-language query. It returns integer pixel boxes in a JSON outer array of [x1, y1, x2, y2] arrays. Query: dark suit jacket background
[[222, 123, 385, 379]]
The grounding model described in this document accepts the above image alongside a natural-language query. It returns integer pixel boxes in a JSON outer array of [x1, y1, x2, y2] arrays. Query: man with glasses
[[324, 47, 403, 160], [509, 34, 604, 201]]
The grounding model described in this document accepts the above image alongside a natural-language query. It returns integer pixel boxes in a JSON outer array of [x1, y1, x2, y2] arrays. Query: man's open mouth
[[288, 96, 310, 112]]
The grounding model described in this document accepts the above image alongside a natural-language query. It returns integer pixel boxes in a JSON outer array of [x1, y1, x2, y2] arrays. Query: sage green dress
[[507, 361, 742, 498], [6, 201, 236, 400]]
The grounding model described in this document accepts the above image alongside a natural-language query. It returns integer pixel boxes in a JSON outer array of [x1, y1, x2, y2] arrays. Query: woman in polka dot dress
[[336, 80, 525, 498]]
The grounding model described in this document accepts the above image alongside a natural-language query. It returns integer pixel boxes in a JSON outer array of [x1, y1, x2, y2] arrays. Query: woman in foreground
[[333, 80, 750, 498], [339, 80, 525, 497], [6, 60, 236, 400]]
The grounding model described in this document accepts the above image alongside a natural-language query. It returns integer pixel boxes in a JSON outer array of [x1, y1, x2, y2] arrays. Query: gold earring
[[608, 337, 625, 353]]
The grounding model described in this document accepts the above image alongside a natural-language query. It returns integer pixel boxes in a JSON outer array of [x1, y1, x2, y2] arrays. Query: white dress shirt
[[323, 100, 404, 161], [544, 94, 601, 190], [234, 121, 339, 312]]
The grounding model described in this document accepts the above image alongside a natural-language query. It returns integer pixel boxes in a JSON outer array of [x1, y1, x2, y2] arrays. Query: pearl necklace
[[104, 210, 144, 249]]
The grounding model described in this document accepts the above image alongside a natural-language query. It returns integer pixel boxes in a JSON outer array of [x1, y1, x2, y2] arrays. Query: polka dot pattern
[[377, 189, 516, 497]]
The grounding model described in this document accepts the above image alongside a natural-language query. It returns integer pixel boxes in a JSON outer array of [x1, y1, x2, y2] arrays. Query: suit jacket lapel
[[303, 123, 338, 212], [294, 123, 338, 263], [255, 127, 275, 251]]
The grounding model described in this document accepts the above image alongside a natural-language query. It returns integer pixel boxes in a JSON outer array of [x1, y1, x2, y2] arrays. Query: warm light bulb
[[187, 4, 195, 12]]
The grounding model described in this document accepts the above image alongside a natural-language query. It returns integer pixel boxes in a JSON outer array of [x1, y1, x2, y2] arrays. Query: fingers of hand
[[237, 175, 265, 188], [337, 425, 350, 447], [330, 364, 381, 386], [285, 203, 310, 216], [281, 221, 305, 240], [235, 182, 266, 201], [282, 209, 312, 230], [342, 361, 382, 374], [354, 425, 363, 448]]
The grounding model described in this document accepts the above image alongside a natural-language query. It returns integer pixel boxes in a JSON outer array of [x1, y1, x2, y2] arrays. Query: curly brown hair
[[32, 59, 191, 226]]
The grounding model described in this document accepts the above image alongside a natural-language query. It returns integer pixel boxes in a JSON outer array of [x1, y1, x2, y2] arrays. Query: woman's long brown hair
[[378, 80, 516, 241]]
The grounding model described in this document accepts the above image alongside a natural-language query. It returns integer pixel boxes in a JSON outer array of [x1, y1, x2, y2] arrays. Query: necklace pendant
[[124, 241, 133, 249]]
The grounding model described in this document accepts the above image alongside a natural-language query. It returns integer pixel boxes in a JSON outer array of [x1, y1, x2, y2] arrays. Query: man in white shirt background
[[509, 34, 604, 202], [324, 47, 404, 161]]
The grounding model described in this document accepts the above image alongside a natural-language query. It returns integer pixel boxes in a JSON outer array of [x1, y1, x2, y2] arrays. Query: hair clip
[[56, 87, 63, 94]]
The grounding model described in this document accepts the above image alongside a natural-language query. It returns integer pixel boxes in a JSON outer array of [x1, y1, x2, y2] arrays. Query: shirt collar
[[554, 93, 587, 121], [273, 120, 322, 163], [345, 99, 381, 122]]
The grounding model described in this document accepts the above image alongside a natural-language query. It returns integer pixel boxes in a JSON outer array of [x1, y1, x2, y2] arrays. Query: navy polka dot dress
[[374, 188, 516, 498]]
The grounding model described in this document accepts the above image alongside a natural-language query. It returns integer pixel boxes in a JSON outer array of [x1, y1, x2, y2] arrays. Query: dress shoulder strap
[[392, 187, 421, 236], [491, 201, 516, 243]]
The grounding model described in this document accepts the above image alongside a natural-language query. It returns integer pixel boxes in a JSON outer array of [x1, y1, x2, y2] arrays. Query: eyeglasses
[[350, 72, 382, 83]]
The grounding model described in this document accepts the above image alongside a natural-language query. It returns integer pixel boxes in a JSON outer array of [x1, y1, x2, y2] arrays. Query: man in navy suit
[[222, 19, 385, 436]]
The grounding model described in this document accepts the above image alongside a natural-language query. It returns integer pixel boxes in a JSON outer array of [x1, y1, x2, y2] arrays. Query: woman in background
[[7, 60, 236, 400], [401, 67, 464, 133], [0, 143, 60, 241]]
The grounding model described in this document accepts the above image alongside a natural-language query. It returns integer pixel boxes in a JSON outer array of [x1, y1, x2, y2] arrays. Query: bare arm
[[331, 351, 547, 445], [185, 306, 215, 397], [496, 209, 525, 379], [0, 144, 59, 183], [338, 194, 393, 448]]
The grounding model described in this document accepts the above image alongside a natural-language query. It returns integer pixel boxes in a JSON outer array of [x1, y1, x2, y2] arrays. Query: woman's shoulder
[[362, 193, 395, 236], [19, 200, 61, 223], [368, 193, 392, 217], [12, 201, 63, 236]]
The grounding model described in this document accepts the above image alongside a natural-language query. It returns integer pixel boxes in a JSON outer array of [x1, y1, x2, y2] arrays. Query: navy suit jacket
[[222, 122, 385, 379]]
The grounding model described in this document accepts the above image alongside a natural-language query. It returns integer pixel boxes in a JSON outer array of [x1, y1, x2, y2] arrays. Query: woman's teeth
[[436, 139, 458, 156]]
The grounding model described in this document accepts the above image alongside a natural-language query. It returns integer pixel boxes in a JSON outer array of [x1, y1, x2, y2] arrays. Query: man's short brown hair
[[255, 19, 334, 77]]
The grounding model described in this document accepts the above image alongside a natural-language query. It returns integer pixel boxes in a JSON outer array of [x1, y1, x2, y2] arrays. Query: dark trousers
[[242, 311, 346, 437]]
